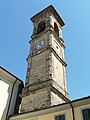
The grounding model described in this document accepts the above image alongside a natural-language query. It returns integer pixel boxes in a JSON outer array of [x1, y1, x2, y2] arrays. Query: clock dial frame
[[35, 40, 45, 50]]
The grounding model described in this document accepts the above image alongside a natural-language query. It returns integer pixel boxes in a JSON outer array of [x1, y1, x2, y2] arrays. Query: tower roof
[[30, 5, 65, 27]]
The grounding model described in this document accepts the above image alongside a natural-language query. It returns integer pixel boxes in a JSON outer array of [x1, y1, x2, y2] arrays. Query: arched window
[[54, 22, 59, 36], [37, 20, 46, 34]]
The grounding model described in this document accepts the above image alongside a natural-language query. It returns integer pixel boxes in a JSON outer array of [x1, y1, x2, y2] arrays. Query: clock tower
[[20, 5, 69, 113]]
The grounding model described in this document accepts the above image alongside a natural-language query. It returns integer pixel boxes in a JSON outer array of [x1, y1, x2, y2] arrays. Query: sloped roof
[[30, 5, 65, 27], [9, 95, 90, 119], [0, 66, 23, 83]]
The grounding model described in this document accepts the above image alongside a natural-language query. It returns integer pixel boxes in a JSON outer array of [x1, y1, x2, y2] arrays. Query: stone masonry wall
[[20, 88, 50, 113]]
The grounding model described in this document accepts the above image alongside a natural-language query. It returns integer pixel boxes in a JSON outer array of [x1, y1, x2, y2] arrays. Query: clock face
[[35, 40, 45, 50]]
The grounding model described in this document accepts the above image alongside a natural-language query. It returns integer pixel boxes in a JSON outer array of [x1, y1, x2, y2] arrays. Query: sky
[[0, 0, 90, 100]]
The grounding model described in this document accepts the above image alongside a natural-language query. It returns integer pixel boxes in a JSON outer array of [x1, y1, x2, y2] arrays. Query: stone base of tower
[[19, 87, 69, 113]]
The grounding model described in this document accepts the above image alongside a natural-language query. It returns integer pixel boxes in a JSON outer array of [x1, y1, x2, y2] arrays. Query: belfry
[[20, 5, 69, 113]]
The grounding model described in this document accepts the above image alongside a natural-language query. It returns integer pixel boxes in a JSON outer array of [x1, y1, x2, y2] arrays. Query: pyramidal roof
[[30, 5, 65, 27]]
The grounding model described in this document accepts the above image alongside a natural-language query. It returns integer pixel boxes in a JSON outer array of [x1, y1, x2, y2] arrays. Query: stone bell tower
[[20, 5, 69, 113]]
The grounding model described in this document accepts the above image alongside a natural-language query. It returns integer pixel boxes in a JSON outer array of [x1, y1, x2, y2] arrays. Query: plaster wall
[[10, 108, 73, 120], [74, 104, 90, 120], [8, 83, 18, 116], [0, 75, 21, 120], [38, 109, 72, 120], [0, 78, 13, 120]]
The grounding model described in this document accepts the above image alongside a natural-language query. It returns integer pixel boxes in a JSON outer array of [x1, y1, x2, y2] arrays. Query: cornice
[[9, 96, 90, 120], [30, 28, 65, 49], [27, 45, 67, 67]]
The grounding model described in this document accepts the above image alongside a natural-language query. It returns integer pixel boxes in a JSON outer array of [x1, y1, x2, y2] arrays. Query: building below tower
[[0, 66, 24, 120], [9, 96, 90, 120]]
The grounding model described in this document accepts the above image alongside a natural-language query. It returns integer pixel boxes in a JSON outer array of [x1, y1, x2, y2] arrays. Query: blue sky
[[0, 0, 90, 100]]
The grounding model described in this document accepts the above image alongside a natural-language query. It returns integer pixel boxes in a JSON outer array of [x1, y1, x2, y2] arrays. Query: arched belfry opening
[[37, 20, 46, 34], [54, 22, 59, 36]]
